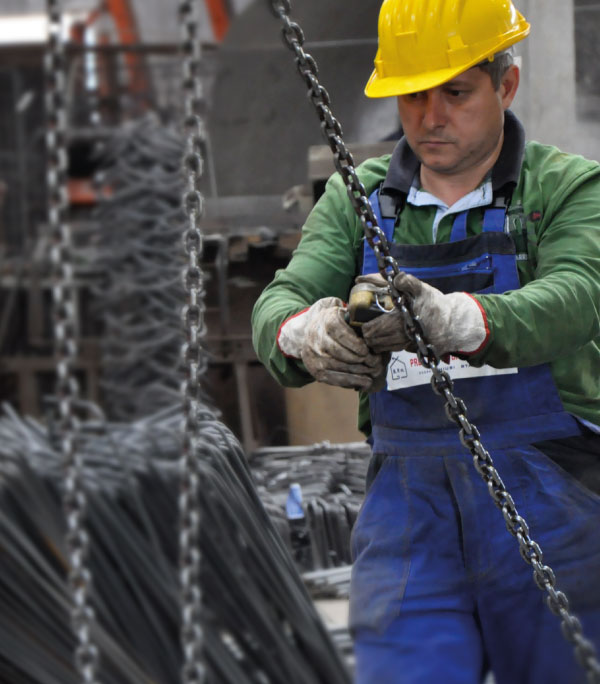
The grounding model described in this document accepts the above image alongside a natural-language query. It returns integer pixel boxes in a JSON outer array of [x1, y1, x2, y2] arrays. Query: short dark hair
[[476, 48, 516, 90]]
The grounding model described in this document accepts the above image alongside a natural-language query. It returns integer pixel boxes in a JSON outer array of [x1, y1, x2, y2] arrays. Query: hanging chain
[[178, 2, 207, 683], [45, 2, 100, 682], [268, 2, 600, 680]]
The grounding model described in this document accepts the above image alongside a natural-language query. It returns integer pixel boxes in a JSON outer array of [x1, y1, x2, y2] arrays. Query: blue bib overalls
[[349, 188, 600, 683]]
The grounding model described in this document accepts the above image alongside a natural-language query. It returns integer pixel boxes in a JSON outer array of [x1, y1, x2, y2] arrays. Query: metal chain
[[45, 2, 100, 682], [178, 2, 207, 683], [268, 1, 600, 680]]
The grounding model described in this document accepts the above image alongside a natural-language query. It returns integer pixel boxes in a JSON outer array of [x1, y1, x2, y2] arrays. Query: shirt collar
[[407, 178, 494, 242], [407, 177, 493, 211], [381, 109, 525, 198]]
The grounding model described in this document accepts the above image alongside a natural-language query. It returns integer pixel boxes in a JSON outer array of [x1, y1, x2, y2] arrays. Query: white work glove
[[359, 273, 489, 357], [278, 297, 387, 391]]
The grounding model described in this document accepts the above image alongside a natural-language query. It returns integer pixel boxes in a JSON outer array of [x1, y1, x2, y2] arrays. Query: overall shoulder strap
[[482, 193, 510, 233], [449, 190, 513, 242]]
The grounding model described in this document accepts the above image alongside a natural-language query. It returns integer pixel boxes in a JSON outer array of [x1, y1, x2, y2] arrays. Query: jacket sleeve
[[251, 170, 365, 387], [470, 168, 600, 369]]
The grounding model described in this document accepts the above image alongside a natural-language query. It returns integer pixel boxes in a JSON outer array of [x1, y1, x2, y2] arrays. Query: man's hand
[[278, 297, 387, 391], [358, 272, 489, 357]]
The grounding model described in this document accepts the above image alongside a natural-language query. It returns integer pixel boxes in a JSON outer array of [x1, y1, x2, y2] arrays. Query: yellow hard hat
[[365, 0, 530, 97]]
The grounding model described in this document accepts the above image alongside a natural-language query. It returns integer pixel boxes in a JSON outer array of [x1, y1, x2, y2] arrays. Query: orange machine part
[[104, 0, 149, 101], [68, 179, 113, 205], [205, 0, 230, 42]]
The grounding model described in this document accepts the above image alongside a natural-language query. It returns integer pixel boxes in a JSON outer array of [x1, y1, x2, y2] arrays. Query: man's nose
[[423, 91, 447, 128]]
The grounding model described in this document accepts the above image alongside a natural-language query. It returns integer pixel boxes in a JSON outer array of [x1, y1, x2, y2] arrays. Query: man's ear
[[500, 64, 520, 109]]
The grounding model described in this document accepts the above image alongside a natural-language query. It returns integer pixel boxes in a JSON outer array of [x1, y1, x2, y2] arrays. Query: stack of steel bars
[[251, 442, 369, 575], [0, 403, 351, 683], [91, 115, 200, 421], [250, 442, 371, 669]]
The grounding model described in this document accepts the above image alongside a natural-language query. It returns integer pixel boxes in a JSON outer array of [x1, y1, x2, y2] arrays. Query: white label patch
[[386, 350, 518, 391]]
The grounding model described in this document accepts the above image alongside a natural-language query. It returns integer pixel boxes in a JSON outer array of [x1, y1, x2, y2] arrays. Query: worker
[[252, 0, 600, 681]]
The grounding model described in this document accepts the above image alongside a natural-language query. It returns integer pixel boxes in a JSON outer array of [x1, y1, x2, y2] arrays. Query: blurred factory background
[[0, 0, 597, 453]]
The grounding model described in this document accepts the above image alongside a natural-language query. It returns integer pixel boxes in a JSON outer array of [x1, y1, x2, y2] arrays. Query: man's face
[[396, 66, 518, 177]]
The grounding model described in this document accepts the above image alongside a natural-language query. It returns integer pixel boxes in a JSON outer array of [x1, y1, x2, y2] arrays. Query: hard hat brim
[[365, 65, 467, 98], [365, 24, 530, 98]]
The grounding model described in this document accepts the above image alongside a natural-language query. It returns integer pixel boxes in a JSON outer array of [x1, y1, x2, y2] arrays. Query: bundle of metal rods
[[251, 442, 369, 573], [0, 404, 350, 683], [91, 115, 201, 421]]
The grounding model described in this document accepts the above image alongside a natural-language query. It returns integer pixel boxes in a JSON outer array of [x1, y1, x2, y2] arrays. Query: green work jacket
[[251, 113, 600, 435]]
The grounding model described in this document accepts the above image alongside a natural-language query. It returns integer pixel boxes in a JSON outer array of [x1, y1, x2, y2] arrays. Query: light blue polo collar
[[407, 176, 493, 242]]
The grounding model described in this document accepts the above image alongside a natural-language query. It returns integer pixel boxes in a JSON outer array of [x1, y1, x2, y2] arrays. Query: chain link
[[268, 2, 600, 680], [45, 2, 100, 682], [178, 2, 207, 683]]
